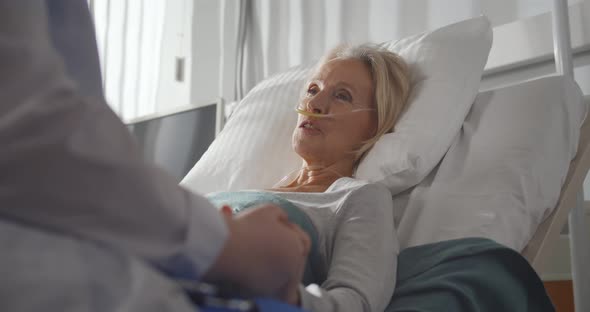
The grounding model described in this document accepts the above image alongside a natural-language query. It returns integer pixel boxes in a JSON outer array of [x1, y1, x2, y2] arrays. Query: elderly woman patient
[[208, 44, 411, 312]]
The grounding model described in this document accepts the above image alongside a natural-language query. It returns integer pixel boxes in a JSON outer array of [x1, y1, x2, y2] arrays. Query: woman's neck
[[276, 160, 355, 193]]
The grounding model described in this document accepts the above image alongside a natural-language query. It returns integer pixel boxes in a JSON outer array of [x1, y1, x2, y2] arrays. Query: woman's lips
[[299, 120, 322, 135]]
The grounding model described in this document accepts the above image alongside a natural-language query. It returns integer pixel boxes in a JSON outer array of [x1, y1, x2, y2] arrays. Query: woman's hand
[[204, 204, 310, 302]]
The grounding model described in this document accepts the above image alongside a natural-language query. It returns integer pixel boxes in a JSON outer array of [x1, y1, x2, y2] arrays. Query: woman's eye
[[335, 92, 352, 102], [306, 88, 318, 96]]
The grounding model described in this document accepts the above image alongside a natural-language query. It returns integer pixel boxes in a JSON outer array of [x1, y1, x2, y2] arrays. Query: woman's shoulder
[[329, 177, 390, 196], [330, 178, 392, 208], [330, 178, 393, 218]]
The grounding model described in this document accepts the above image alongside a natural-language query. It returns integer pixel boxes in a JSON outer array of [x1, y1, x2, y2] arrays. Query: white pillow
[[181, 16, 492, 194], [182, 65, 309, 193], [356, 16, 492, 194], [395, 75, 587, 252]]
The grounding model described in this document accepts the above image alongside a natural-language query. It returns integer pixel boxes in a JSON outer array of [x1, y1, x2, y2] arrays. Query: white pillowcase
[[181, 16, 492, 194], [356, 16, 492, 194], [395, 75, 587, 252], [182, 65, 308, 193]]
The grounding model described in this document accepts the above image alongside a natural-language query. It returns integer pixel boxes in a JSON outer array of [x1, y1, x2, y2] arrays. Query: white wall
[[368, 0, 584, 42], [190, 0, 222, 107], [156, 0, 193, 112], [479, 1, 590, 91], [150, 0, 222, 112], [576, 65, 590, 95], [98, 0, 586, 119]]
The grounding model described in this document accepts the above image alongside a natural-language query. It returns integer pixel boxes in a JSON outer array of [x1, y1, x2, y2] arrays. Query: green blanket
[[387, 237, 554, 311], [208, 192, 554, 311]]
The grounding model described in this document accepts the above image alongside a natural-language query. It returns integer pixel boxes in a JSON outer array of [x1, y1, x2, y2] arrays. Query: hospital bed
[[139, 73, 589, 311], [180, 0, 590, 311]]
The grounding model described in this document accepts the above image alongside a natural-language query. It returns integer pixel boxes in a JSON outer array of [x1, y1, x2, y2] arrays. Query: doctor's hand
[[203, 204, 310, 303]]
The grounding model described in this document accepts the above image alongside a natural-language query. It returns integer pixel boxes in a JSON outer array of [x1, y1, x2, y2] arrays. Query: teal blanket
[[208, 192, 554, 311], [207, 191, 321, 285]]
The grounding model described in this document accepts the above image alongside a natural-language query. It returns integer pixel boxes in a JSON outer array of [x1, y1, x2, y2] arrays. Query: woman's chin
[[293, 143, 324, 162], [293, 129, 322, 145], [298, 127, 322, 136]]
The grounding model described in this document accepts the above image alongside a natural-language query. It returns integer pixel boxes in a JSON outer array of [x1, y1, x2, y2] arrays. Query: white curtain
[[231, 0, 583, 101], [231, 0, 481, 100], [91, 0, 166, 121]]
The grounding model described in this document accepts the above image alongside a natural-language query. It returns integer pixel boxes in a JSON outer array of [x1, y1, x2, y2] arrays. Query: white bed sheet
[[394, 75, 586, 251]]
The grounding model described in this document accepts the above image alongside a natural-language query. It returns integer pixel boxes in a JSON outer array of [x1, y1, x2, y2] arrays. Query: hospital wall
[[109, 0, 588, 120], [156, 0, 194, 111]]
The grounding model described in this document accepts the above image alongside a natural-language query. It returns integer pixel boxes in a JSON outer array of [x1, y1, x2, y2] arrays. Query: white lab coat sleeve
[[0, 1, 228, 280]]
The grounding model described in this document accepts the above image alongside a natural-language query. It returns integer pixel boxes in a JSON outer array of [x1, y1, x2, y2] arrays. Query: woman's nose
[[307, 102, 322, 114], [307, 92, 329, 114]]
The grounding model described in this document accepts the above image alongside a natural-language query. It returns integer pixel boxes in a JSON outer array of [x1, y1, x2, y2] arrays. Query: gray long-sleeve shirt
[[272, 178, 398, 312]]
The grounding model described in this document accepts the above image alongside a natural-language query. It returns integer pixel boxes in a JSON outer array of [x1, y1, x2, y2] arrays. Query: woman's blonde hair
[[312, 43, 412, 164]]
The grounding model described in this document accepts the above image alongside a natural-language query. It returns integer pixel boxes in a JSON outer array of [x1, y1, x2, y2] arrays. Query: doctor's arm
[[0, 1, 308, 299], [0, 0, 226, 280]]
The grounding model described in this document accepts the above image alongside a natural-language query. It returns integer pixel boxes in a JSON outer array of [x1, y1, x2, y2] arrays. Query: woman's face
[[292, 58, 376, 166]]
